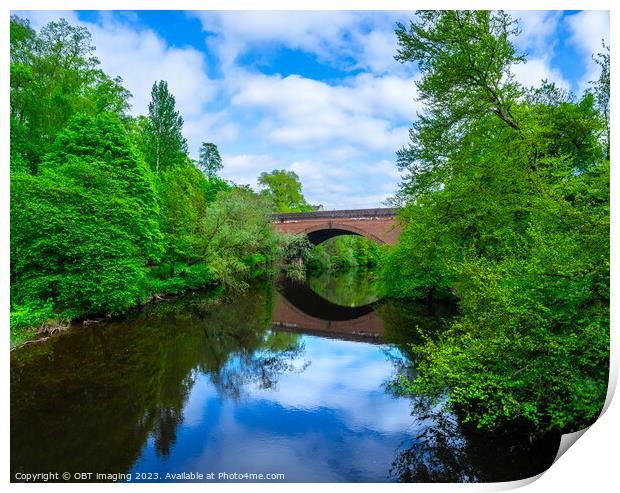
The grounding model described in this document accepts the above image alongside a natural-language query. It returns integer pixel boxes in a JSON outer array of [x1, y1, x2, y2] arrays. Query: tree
[[11, 113, 163, 317], [257, 169, 313, 212], [197, 188, 276, 291], [392, 11, 524, 202], [10, 13, 285, 345], [382, 10, 609, 433], [197, 142, 223, 178], [10, 15, 131, 171], [156, 165, 210, 277], [591, 42, 610, 153], [145, 80, 188, 172]]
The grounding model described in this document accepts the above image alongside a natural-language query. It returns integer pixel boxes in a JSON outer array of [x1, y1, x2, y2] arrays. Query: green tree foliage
[[592, 43, 610, 151], [156, 164, 210, 276], [197, 142, 223, 178], [11, 113, 163, 318], [144, 80, 188, 172], [153, 162, 232, 277], [45, 112, 164, 261], [258, 169, 313, 212], [196, 188, 277, 291], [307, 235, 382, 271], [280, 235, 313, 263], [383, 11, 609, 433], [10, 16, 131, 172]]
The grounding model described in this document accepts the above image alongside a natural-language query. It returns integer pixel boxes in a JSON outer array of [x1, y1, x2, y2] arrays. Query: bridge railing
[[272, 207, 398, 221]]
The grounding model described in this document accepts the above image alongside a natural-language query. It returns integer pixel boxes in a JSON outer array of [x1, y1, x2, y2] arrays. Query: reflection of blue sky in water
[[130, 335, 424, 482]]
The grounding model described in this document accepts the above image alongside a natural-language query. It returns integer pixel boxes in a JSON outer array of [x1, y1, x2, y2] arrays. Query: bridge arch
[[299, 222, 385, 246]]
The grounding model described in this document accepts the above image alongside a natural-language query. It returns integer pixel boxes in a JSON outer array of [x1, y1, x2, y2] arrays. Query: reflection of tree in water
[[211, 331, 309, 400], [11, 281, 308, 475], [375, 298, 456, 384], [306, 268, 379, 307], [140, 288, 307, 455], [388, 401, 560, 482], [184, 289, 308, 400], [376, 299, 560, 483], [152, 404, 186, 458]]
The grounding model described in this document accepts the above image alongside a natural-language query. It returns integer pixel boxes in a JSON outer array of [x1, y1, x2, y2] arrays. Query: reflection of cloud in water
[[248, 336, 419, 434], [130, 335, 419, 481]]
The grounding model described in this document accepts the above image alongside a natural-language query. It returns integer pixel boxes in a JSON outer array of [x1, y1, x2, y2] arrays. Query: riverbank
[[9, 286, 216, 349], [9, 262, 263, 348]]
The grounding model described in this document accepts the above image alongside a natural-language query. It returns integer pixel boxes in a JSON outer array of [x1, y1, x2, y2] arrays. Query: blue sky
[[14, 10, 610, 208]]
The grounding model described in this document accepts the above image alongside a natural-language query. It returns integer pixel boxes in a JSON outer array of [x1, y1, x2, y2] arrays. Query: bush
[[149, 264, 216, 296], [10, 302, 57, 346]]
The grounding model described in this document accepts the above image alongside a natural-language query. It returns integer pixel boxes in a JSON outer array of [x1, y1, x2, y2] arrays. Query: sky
[[13, 10, 610, 209]]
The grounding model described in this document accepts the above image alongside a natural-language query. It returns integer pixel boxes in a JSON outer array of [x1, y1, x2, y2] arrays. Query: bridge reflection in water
[[272, 277, 384, 342]]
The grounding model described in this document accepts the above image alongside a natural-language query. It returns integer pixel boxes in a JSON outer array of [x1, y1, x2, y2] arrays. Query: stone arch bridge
[[271, 208, 400, 245]]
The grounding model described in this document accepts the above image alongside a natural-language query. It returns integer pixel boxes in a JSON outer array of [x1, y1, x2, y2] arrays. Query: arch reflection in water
[[272, 273, 384, 342]]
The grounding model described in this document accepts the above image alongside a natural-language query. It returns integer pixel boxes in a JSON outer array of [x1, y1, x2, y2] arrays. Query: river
[[10, 269, 560, 482]]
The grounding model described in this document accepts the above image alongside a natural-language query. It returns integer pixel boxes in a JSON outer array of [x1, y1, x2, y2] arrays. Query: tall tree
[[257, 169, 313, 213], [145, 80, 188, 173], [10, 15, 131, 172], [197, 142, 223, 178], [392, 10, 524, 202]]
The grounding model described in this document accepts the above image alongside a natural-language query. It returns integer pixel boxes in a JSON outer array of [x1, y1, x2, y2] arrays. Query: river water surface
[[11, 270, 560, 482]]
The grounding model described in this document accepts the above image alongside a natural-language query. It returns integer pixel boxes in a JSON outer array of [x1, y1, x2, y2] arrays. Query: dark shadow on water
[[10, 286, 303, 478], [387, 403, 561, 482], [276, 275, 374, 321]]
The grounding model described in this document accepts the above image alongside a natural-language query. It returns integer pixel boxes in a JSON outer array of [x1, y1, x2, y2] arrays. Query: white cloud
[[285, 158, 400, 209], [230, 71, 417, 152], [90, 24, 214, 119], [565, 11, 610, 95], [192, 11, 358, 70], [220, 153, 278, 189], [511, 11, 562, 56], [322, 145, 362, 163], [351, 28, 407, 74], [191, 10, 413, 75], [511, 56, 570, 90], [566, 11, 610, 58], [183, 111, 240, 158]]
